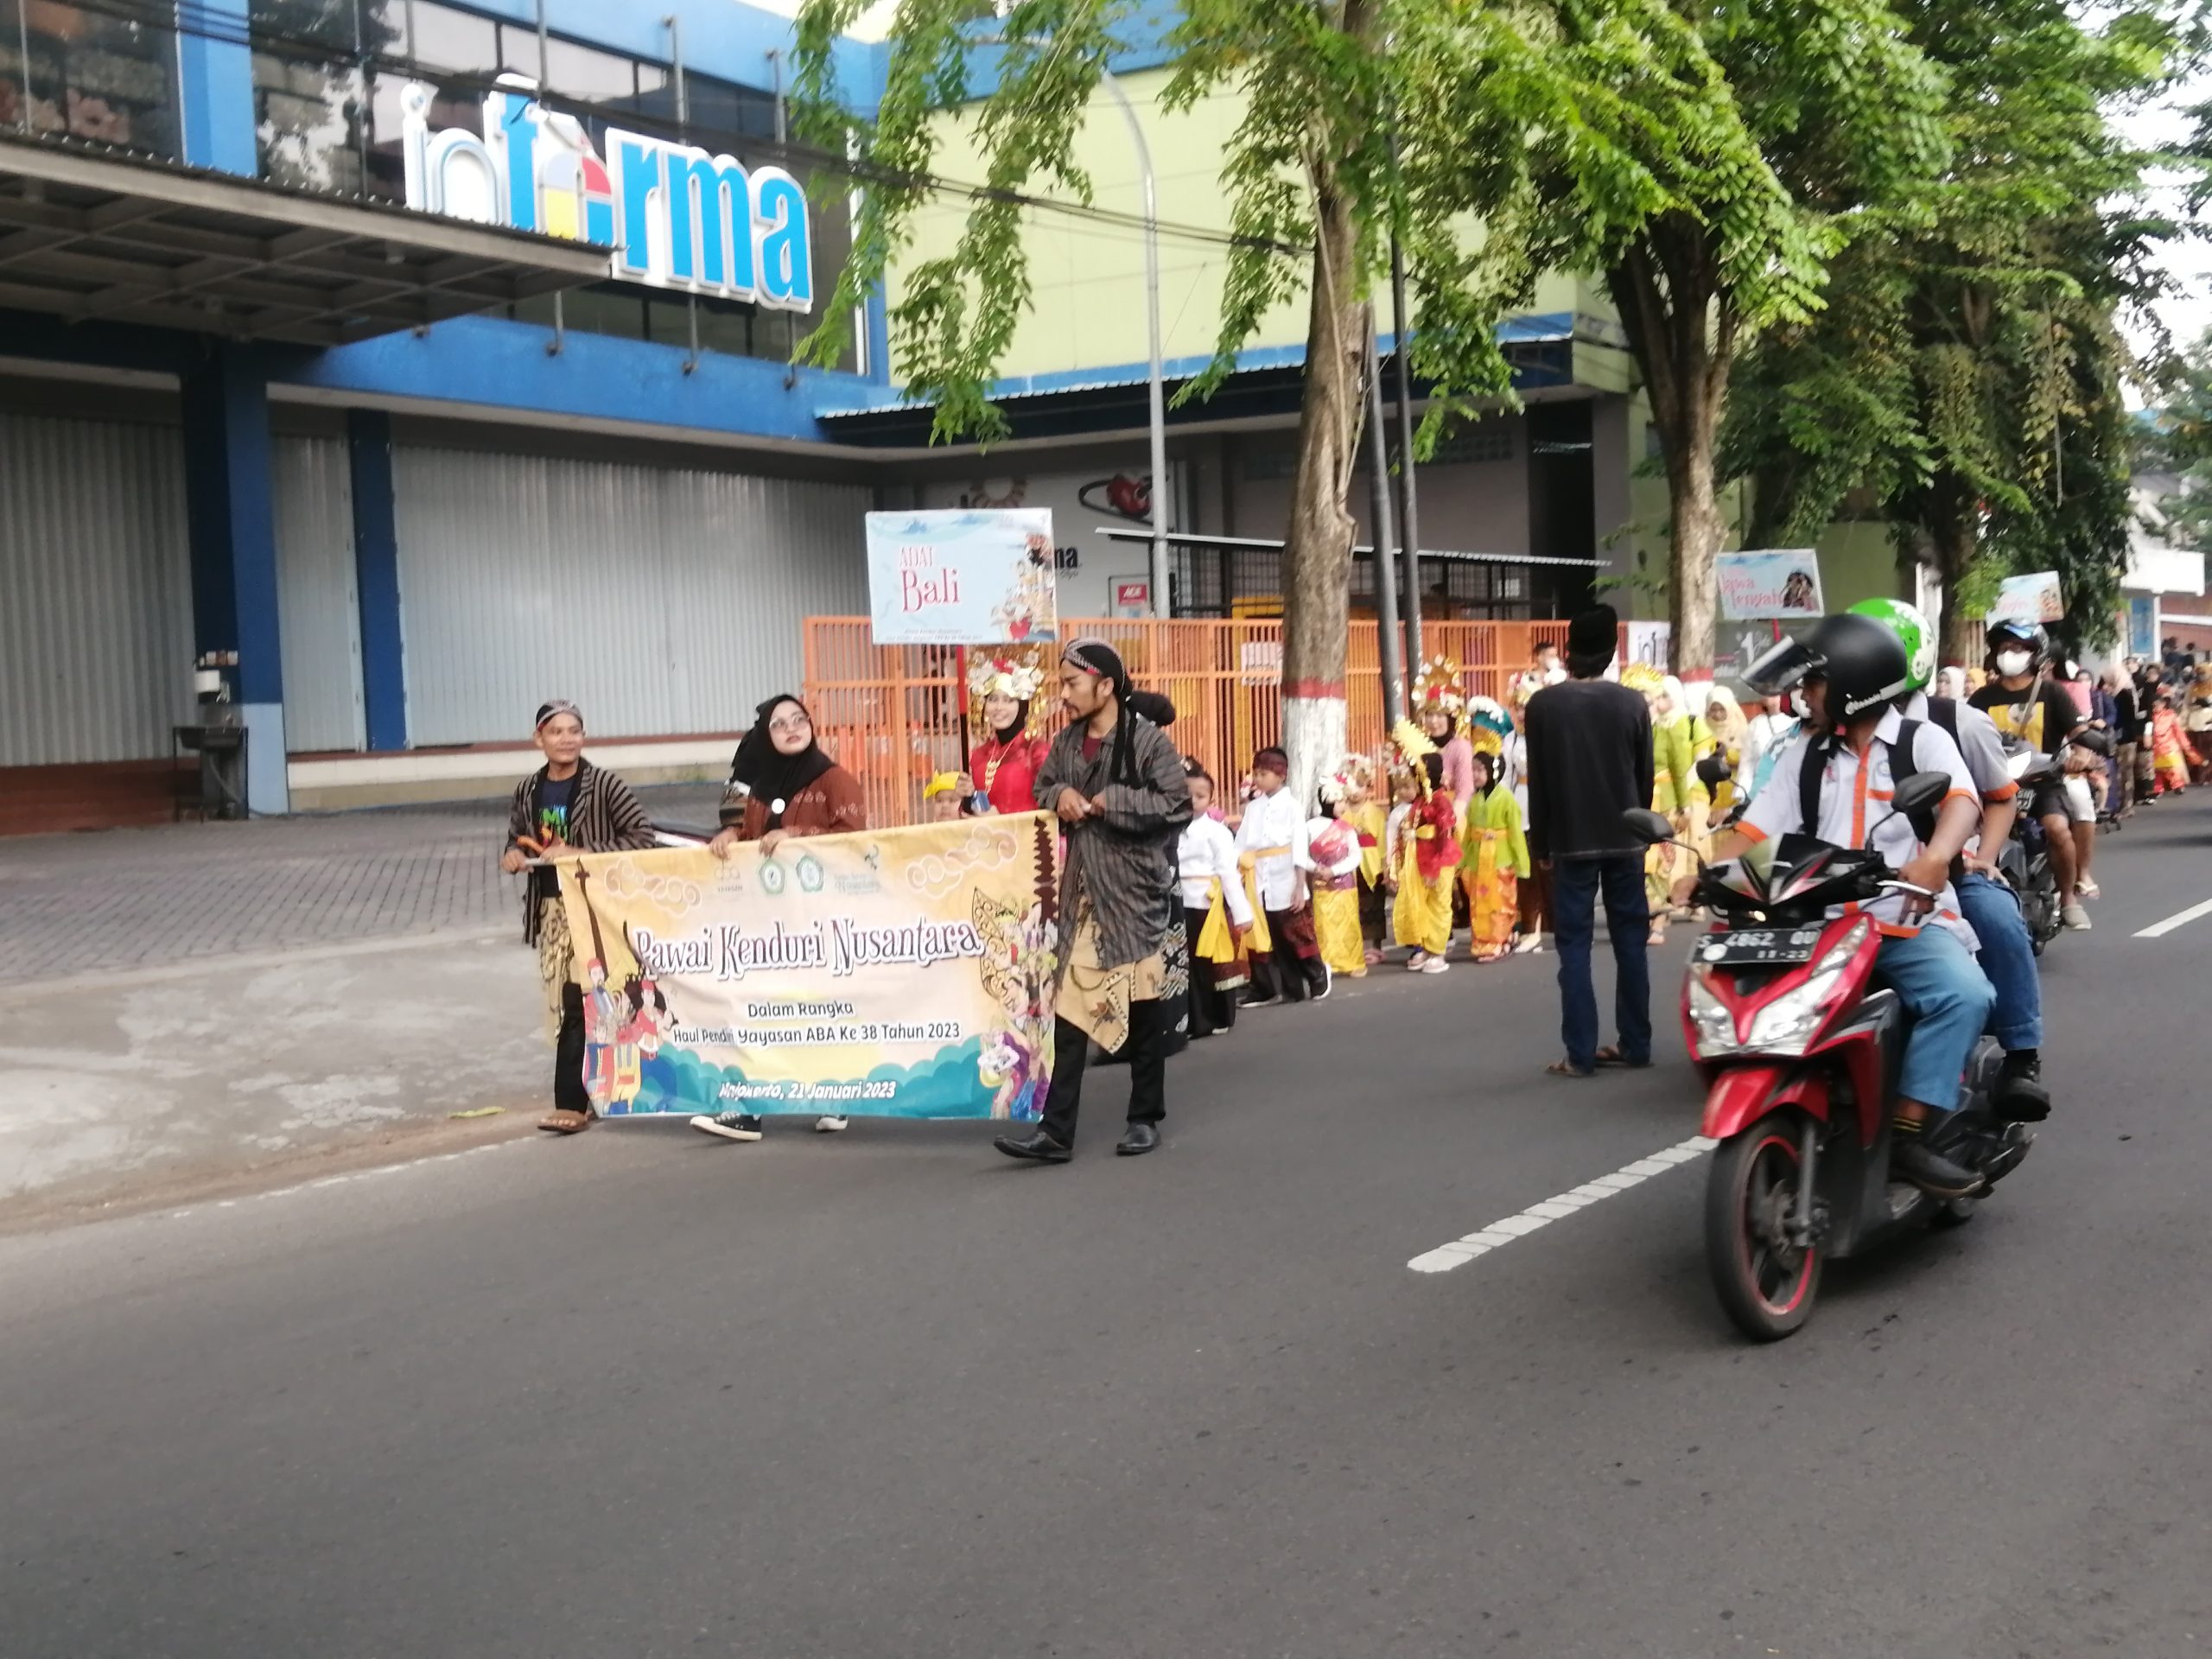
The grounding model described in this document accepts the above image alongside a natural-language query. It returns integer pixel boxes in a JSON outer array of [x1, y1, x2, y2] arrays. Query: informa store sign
[[557, 817, 1060, 1120], [864, 508, 1058, 645], [401, 79, 814, 309]]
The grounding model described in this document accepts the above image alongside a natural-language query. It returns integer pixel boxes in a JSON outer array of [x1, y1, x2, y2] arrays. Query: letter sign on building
[[400, 76, 814, 312]]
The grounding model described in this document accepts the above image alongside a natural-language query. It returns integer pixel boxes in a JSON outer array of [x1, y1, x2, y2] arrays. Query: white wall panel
[[392, 447, 870, 747], [0, 412, 194, 767], [272, 436, 366, 753]]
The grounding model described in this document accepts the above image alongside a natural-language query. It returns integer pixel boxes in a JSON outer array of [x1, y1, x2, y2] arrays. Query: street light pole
[[1364, 332, 1405, 726], [1389, 237, 1423, 669], [1099, 70, 1171, 619]]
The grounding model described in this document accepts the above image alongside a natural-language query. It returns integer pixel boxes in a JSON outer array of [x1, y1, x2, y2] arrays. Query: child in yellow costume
[[1622, 664, 1695, 944], [1337, 754, 1389, 965], [1701, 687, 1750, 818], [1460, 748, 1529, 963], [1306, 769, 1369, 979], [1389, 722, 1461, 973]]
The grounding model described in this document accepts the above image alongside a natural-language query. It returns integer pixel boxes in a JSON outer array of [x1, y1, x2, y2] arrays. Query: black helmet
[[1985, 618, 2048, 662], [1744, 613, 1910, 721]]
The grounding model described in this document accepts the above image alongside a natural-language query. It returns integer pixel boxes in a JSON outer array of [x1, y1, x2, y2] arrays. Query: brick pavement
[[0, 785, 725, 986]]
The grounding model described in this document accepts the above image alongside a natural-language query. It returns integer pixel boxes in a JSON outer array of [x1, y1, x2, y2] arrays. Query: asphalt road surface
[[7, 797, 2212, 1658]]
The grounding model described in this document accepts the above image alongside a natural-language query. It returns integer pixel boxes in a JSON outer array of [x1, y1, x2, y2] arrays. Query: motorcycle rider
[[1849, 600, 2052, 1121], [1972, 620, 2091, 930], [1715, 613, 1995, 1198]]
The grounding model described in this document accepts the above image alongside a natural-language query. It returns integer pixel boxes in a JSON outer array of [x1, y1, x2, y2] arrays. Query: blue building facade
[[0, 0, 1623, 824]]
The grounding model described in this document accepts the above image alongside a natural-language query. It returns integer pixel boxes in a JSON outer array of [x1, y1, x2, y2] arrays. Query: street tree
[[1722, 0, 2179, 660], [788, 0, 1787, 795]]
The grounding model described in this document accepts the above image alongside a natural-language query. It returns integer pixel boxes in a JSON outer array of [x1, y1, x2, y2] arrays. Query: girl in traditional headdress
[[1306, 770, 1368, 980], [1460, 747, 1529, 963], [961, 652, 1051, 816], [1389, 723, 1461, 973], [1412, 656, 1478, 816], [1337, 753, 1389, 965]]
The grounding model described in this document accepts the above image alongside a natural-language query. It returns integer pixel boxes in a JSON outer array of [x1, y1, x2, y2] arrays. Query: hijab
[[733, 694, 836, 830]]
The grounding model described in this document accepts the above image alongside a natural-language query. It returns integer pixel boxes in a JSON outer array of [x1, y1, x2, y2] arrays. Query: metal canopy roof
[[0, 135, 610, 347]]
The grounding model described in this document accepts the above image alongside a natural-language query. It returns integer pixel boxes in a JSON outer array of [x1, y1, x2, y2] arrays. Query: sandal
[[537, 1109, 594, 1134], [1546, 1059, 1595, 1079], [1592, 1046, 1651, 1069]]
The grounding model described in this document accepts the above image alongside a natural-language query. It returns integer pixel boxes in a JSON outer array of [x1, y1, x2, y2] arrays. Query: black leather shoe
[[1995, 1053, 2051, 1122], [1892, 1136, 1984, 1199], [1116, 1122, 1160, 1156], [994, 1131, 1072, 1164]]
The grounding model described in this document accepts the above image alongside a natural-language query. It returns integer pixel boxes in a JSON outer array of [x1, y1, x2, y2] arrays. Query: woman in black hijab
[[708, 694, 867, 857]]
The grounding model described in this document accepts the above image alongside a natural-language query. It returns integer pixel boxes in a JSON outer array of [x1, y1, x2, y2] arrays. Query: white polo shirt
[[1738, 707, 1980, 944]]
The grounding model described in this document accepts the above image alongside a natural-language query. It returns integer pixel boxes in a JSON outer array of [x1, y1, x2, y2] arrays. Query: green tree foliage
[[1513, 0, 1954, 673], [2141, 332, 2212, 554], [1723, 0, 2182, 658], [787, 0, 1795, 785]]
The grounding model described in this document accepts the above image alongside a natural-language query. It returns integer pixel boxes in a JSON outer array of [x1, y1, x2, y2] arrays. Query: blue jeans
[[1552, 855, 1651, 1071], [1874, 926, 1996, 1112], [1955, 871, 2040, 1052]]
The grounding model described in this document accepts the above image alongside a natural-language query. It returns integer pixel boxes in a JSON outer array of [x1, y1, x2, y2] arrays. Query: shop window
[[0, 0, 184, 160], [1241, 445, 1298, 482], [406, 1, 498, 75]]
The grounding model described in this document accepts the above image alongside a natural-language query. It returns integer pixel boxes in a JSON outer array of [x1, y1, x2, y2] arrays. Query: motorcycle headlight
[[1688, 973, 1740, 1056], [1743, 966, 1845, 1054]]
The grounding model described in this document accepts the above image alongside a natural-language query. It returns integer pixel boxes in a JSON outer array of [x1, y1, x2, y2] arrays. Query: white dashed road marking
[[1408, 1135, 1718, 1274], [2134, 895, 2212, 939]]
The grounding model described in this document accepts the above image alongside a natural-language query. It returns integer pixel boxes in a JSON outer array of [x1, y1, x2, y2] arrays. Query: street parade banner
[[556, 815, 1060, 1120], [865, 507, 1058, 645]]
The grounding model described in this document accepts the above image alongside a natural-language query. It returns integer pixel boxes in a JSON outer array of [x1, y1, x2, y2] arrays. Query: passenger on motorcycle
[[1973, 620, 2091, 930], [1848, 599, 2052, 1120], [1714, 613, 1995, 1198]]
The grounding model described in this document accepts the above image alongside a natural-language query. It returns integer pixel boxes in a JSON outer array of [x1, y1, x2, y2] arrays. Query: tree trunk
[[1928, 469, 1981, 665], [1279, 162, 1368, 811], [1608, 226, 1728, 677], [1665, 411, 1724, 676]]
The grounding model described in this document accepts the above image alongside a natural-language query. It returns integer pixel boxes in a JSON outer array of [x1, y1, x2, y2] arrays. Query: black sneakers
[[690, 1112, 764, 1141], [1891, 1135, 1983, 1198]]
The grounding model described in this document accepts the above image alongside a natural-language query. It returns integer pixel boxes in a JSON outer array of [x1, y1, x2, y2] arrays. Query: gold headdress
[[1620, 662, 1665, 696], [968, 649, 1046, 707], [1390, 718, 1438, 795], [1410, 656, 1466, 720]]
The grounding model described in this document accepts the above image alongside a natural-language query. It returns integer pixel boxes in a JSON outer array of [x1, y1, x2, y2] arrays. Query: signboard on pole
[[865, 509, 1058, 645], [1109, 580, 1151, 620], [1716, 550, 1824, 620], [558, 816, 1061, 1121], [2128, 594, 2158, 658], [1990, 570, 2064, 627]]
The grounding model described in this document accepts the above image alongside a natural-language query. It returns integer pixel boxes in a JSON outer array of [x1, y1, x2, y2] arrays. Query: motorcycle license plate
[[1698, 926, 1825, 967]]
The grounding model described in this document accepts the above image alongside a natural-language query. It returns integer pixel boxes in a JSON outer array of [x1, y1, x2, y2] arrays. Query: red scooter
[[1625, 776, 2035, 1340]]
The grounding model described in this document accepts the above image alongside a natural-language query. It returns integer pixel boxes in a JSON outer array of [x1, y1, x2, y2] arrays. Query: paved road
[[5, 798, 2211, 1657]]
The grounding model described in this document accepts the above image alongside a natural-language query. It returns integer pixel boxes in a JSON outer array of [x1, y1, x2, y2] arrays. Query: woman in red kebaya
[[959, 652, 1051, 816]]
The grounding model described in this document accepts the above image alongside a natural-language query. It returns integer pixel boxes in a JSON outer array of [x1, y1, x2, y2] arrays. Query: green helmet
[[1847, 597, 1936, 693]]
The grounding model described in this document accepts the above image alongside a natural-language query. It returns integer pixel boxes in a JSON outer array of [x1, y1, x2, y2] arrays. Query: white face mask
[[1995, 650, 2032, 677]]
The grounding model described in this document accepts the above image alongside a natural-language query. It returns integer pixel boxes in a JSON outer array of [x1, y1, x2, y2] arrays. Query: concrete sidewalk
[[0, 785, 723, 1212]]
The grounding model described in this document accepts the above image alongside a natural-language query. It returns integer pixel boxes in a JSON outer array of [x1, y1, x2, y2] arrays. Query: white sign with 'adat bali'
[[400, 75, 813, 311]]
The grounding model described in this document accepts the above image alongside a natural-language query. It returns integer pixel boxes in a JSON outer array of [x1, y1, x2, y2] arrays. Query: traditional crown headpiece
[[1466, 696, 1512, 739], [1410, 656, 1466, 717], [968, 651, 1045, 705], [1318, 771, 1350, 806], [1389, 719, 1437, 794], [1620, 663, 1666, 695], [1506, 671, 1547, 707]]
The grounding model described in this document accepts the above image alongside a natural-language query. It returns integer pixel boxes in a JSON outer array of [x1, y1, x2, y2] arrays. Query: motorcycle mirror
[[1890, 771, 1950, 818], [1622, 807, 1677, 845]]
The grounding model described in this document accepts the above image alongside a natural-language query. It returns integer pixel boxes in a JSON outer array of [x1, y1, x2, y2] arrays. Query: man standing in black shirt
[[1971, 620, 2089, 929], [1524, 606, 1657, 1078]]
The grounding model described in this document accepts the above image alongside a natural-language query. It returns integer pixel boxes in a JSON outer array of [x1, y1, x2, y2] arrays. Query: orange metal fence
[[804, 617, 1583, 828]]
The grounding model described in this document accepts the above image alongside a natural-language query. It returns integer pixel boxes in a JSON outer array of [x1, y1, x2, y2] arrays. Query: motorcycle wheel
[[1706, 1112, 1821, 1341]]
